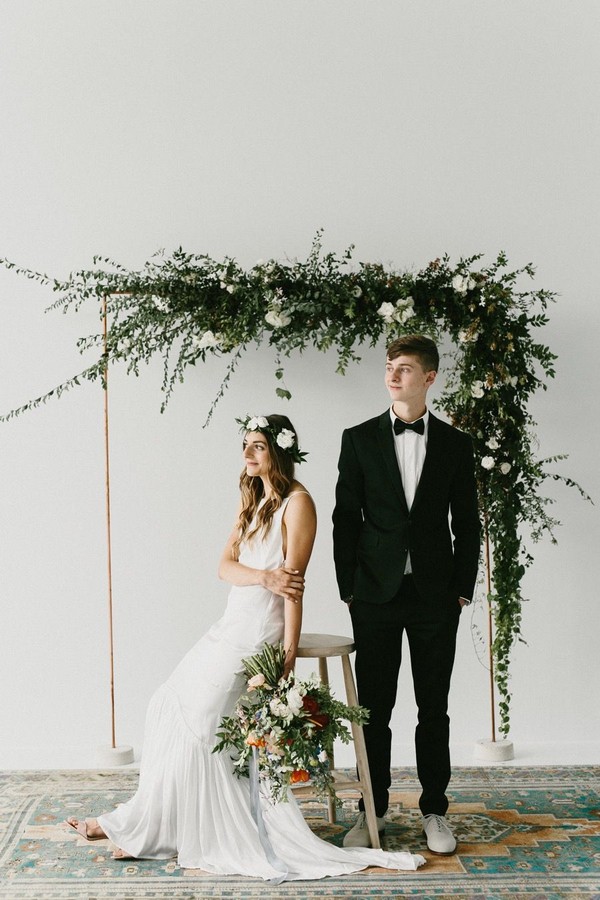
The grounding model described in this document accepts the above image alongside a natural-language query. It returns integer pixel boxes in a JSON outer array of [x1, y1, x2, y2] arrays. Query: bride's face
[[243, 431, 271, 478]]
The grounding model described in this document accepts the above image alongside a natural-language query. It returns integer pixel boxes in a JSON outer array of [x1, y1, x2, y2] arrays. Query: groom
[[332, 334, 480, 854]]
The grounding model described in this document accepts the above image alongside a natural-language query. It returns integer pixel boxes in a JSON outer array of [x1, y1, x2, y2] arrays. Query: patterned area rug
[[1, 767, 599, 899]]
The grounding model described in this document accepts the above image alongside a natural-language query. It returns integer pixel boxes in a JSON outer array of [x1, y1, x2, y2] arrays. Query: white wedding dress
[[97, 496, 424, 880]]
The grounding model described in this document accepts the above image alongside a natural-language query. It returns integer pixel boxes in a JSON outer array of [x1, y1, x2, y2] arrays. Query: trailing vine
[[1, 234, 588, 734]]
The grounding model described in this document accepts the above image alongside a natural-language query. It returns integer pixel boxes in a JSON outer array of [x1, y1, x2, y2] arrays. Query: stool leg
[[317, 658, 337, 825], [341, 654, 381, 850]]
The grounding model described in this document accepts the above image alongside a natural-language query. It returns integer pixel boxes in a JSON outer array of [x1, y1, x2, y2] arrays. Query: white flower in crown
[[377, 301, 396, 323], [471, 380, 485, 399], [246, 416, 269, 431], [481, 456, 495, 470], [193, 330, 222, 350], [276, 428, 296, 450], [500, 462, 512, 474], [265, 308, 292, 328], [486, 437, 500, 450]]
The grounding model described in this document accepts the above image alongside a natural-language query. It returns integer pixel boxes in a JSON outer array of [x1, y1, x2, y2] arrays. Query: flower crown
[[236, 415, 308, 464]]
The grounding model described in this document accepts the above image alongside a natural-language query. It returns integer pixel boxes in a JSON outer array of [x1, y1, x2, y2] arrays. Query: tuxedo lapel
[[376, 411, 409, 514]]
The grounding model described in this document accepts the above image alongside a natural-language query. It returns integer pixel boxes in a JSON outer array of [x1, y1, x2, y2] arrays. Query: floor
[[2, 766, 599, 899]]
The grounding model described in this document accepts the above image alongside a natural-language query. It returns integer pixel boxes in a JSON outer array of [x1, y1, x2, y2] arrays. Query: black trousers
[[350, 575, 460, 817]]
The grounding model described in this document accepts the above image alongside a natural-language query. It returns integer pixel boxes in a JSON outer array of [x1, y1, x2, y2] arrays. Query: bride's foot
[[112, 847, 135, 860], [65, 817, 107, 841]]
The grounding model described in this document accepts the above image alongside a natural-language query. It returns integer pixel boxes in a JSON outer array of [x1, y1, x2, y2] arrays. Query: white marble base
[[96, 744, 134, 767], [474, 738, 515, 761]]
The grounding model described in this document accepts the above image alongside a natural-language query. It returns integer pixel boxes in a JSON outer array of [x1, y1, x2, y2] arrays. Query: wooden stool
[[295, 632, 381, 849]]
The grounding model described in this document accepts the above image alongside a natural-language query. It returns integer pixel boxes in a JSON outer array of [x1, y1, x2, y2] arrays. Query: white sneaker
[[343, 811, 386, 848], [422, 814, 456, 855]]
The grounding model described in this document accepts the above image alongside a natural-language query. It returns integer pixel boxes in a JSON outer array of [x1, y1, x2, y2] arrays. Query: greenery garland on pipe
[[0, 234, 589, 735]]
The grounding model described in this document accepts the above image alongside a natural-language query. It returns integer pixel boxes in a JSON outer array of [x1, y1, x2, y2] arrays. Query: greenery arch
[[1, 235, 586, 735]]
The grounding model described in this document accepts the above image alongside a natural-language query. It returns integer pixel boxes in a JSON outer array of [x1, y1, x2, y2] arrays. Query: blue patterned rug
[[1, 767, 599, 898]]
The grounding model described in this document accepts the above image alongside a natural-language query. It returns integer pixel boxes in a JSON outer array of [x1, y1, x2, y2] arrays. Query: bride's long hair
[[233, 414, 298, 555]]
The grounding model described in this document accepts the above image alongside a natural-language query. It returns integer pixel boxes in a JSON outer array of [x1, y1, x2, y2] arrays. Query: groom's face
[[385, 354, 436, 405]]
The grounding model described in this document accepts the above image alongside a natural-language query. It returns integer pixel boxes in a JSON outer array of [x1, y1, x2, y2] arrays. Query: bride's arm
[[281, 493, 317, 678], [217, 522, 306, 599]]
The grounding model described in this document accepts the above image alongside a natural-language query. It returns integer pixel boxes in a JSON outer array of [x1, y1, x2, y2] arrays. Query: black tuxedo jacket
[[332, 410, 481, 607]]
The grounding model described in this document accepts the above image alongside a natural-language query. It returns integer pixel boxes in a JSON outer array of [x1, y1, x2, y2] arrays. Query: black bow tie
[[393, 417, 425, 435]]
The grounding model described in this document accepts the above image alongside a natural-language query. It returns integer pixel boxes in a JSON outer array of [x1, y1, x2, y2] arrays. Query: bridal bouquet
[[214, 643, 369, 803]]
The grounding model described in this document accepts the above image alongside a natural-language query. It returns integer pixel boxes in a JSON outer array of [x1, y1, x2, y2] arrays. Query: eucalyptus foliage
[[1, 235, 587, 734]]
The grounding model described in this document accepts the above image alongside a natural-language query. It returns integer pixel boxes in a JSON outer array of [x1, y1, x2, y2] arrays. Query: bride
[[66, 414, 425, 880]]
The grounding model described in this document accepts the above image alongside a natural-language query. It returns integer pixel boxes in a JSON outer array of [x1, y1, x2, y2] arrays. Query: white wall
[[1, 0, 598, 769]]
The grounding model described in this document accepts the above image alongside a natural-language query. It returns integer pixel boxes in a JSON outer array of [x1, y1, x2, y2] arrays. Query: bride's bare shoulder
[[288, 481, 312, 499]]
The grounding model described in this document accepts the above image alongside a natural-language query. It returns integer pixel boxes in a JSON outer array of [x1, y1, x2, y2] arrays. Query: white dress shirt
[[390, 407, 429, 574]]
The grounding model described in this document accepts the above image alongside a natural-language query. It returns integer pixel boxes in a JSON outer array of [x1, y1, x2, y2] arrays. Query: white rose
[[471, 380, 485, 399], [193, 330, 221, 351], [265, 309, 291, 328], [226, 284, 235, 294], [394, 306, 416, 325], [486, 437, 500, 450], [219, 281, 227, 290], [481, 456, 495, 470], [377, 302, 396, 323], [404, 295, 414, 307], [269, 698, 290, 719], [452, 274, 468, 294], [276, 428, 295, 450], [286, 688, 304, 715], [507, 375, 518, 387], [353, 285, 362, 298], [500, 462, 512, 474], [246, 416, 268, 432], [467, 277, 476, 291]]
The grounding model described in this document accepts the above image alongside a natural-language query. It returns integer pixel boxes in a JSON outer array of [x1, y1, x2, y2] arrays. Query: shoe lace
[[428, 814, 447, 832]]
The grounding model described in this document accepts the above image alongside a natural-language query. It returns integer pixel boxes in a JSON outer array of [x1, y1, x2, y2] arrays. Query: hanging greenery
[[0, 234, 588, 734]]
